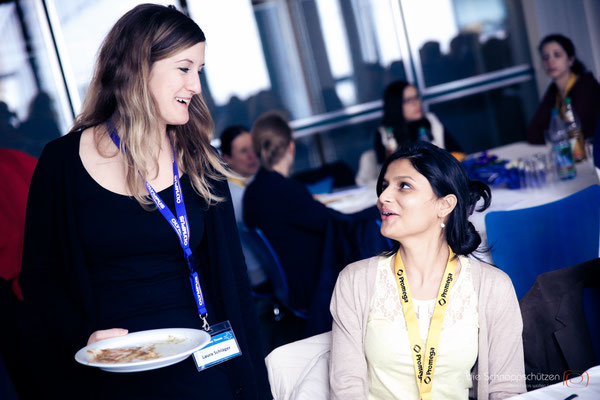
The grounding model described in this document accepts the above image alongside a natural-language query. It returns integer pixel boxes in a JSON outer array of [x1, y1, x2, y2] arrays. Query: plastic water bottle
[[548, 108, 576, 180], [563, 97, 586, 162], [418, 127, 431, 142], [381, 127, 398, 154]]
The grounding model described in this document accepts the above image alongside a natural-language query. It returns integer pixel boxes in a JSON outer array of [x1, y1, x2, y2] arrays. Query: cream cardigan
[[329, 255, 526, 399]]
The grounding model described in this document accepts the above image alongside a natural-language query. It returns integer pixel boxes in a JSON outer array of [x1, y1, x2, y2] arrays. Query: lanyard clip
[[201, 314, 211, 332]]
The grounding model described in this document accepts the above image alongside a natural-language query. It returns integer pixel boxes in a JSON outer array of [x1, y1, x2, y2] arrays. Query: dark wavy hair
[[375, 81, 431, 163], [220, 125, 250, 156], [538, 34, 586, 75], [382, 80, 411, 128], [376, 141, 491, 256]]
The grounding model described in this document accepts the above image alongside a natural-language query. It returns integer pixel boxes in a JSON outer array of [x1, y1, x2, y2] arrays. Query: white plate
[[75, 328, 211, 373]]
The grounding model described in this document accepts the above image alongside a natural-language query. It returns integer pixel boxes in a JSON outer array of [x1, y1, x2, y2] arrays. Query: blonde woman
[[19, 4, 269, 399]]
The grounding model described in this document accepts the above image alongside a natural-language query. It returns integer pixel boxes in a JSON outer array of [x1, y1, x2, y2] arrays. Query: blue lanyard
[[106, 121, 210, 331]]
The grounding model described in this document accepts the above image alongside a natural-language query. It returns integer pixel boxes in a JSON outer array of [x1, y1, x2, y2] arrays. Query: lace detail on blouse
[[365, 255, 479, 400], [369, 255, 478, 332]]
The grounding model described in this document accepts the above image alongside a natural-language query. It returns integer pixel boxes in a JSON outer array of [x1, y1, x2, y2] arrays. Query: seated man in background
[[220, 124, 267, 287], [220, 125, 275, 355], [220, 125, 259, 224]]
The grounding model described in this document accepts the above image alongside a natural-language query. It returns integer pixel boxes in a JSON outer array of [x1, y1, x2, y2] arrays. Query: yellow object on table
[[451, 152, 467, 162]]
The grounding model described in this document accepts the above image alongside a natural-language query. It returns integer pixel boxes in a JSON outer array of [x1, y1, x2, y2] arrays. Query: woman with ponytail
[[243, 111, 330, 317], [330, 141, 525, 399], [527, 34, 600, 144], [243, 112, 388, 336]]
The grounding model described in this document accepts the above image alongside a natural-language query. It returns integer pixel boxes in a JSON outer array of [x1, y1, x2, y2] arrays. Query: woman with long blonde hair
[[19, 4, 269, 399]]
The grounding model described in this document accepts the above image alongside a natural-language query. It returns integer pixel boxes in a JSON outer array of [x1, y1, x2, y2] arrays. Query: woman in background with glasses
[[356, 81, 461, 186]]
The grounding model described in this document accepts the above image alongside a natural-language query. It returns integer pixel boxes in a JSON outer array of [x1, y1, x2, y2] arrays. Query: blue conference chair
[[485, 184, 600, 299], [375, 218, 394, 250], [246, 228, 309, 319]]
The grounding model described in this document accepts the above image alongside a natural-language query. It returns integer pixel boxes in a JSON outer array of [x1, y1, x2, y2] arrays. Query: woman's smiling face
[[377, 158, 441, 242], [147, 41, 205, 128]]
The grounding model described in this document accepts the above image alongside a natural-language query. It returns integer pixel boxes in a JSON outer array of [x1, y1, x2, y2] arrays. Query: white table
[[320, 141, 598, 259], [468, 141, 599, 261], [316, 181, 378, 214]]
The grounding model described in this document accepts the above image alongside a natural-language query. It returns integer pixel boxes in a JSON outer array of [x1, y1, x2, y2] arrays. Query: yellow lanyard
[[227, 177, 246, 187], [555, 73, 578, 115], [393, 248, 458, 400]]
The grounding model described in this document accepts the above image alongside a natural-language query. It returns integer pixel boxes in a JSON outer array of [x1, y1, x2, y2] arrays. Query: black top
[[243, 168, 353, 311], [527, 72, 600, 144], [374, 116, 462, 164], [81, 169, 206, 333], [19, 131, 270, 399]]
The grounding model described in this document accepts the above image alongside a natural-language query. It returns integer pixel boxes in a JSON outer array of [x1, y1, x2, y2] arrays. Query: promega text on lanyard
[[394, 247, 458, 400], [107, 121, 210, 331]]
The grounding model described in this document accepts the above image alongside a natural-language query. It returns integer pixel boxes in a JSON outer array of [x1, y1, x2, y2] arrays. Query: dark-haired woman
[[19, 4, 269, 399], [527, 34, 600, 144], [330, 141, 525, 399], [356, 81, 461, 186], [375, 82, 461, 162]]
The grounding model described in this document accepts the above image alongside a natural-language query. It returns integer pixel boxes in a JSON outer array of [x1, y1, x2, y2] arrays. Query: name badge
[[192, 320, 241, 371]]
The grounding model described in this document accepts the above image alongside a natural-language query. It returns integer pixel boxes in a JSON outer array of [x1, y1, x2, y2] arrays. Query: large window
[[0, 0, 538, 171], [48, 0, 172, 113], [187, 0, 410, 138], [0, 0, 72, 157], [188, 0, 310, 136], [403, 0, 531, 87]]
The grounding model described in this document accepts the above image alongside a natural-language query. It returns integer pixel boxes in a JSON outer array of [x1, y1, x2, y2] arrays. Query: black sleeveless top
[[73, 155, 234, 398]]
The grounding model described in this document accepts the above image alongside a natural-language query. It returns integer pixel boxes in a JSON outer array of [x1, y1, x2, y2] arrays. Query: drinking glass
[[517, 158, 528, 189], [531, 153, 548, 187], [585, 138, 594, 164], [518, 154, 548, 189]]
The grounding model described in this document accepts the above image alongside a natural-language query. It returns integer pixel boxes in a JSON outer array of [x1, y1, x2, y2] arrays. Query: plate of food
[[75, 328, 211, 373]]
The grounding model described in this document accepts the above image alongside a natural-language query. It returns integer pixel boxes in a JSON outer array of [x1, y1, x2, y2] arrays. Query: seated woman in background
[[243, 112, 387, 334], [356, 81, 461, 185], [330, 141, 525, 399], [243, 112, 341, 315], [527, 34, 600, 144]]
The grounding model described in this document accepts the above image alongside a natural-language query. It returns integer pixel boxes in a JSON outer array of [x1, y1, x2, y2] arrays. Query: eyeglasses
[[403, 95, 421, 105]]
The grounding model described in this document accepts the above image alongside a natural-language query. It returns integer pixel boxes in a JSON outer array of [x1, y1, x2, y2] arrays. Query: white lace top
[[365, 256, 479, 400]]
